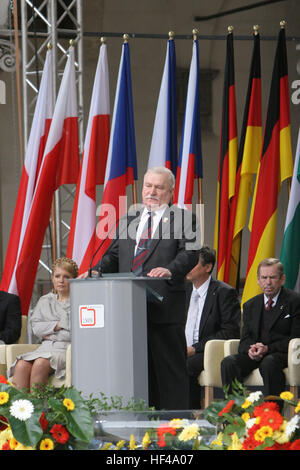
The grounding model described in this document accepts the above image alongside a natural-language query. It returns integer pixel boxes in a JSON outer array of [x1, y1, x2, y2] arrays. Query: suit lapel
[[198, 278, 217, 336], [268, 288, 287, 330]]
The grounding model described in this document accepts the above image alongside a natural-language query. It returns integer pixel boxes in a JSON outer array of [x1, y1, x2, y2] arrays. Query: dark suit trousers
[[221, 352, 288, 397], [147, 322, 189, 410], [186, 353, 204, 409]]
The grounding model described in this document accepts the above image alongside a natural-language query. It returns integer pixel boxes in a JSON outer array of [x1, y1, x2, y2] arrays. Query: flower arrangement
[[202, 381, 300, 450], [0, 375, 94, 450]]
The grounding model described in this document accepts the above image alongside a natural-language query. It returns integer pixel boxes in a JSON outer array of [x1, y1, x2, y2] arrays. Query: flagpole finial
[[123, 33, 129, 43], [253, 25, 259, 35], [100, 36, 106, 44], [69, 39, 74, 48], [227, 25, 234, 34], [47, 42, 52, 50], [280, 20, 286, 29], [168, 31, 175, 40], [192, 28, 199, 40]]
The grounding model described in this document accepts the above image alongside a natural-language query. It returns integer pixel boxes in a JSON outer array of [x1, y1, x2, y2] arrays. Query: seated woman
[[9, 257, 78, 390]]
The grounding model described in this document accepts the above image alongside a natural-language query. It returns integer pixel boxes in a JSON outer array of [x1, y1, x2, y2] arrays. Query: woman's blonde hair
[[52, 257, 79, 279]]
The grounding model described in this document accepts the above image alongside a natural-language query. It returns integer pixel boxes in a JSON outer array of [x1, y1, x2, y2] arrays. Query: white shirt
[[134, 205, 167, 254], [185, 276, 211, 347], [264, 289, 281, 309]]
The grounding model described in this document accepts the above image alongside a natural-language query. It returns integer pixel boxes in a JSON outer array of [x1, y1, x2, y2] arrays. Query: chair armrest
[[287, 338, 300, 386], [224, 339, 240, 357], [6, 344, 39, 369], [0, 345, 6, 364], [199, 340, 226, 387]]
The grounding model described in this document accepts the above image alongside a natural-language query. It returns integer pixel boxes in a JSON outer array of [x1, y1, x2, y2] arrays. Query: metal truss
[[20, 0, 83, 299]]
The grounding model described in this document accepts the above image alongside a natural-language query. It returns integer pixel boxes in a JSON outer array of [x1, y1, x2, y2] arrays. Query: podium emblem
[[79, 304, 104, 328]]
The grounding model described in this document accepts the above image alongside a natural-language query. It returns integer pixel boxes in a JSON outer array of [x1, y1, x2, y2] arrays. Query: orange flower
[[218, 399, 235, 417], [259, 410, 283, 431], [253, 401, 279, 417]]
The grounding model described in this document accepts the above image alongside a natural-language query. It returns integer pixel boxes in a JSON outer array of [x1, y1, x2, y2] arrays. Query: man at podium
[[92, 167, 199, 410]]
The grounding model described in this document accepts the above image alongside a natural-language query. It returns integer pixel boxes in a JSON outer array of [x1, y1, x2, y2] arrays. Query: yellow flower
[[101, 442, 114, 450], [254, 426, 273, 442], [129, 434, 137, 450], [280, 391, 294, 401], [9, 437, 19, 450], [169, 418, 182, 428], [211, 432, 224, 447], [142, 432, 151, 449], [63, 398, 75, 411], [273, 421, 289, 444], [40, 438, 54, 450], [241, 412, 250, 423], [115, 440, 126, 450], [255, 416, 261, 424], [241, 399, 252, 409], [0, 427, 13, 448], [15, 443, 35, 450], [295, 401, 300, 413], [228, 432, 243, 450], [0, 392, 9, 405], [178, 424, 199, 442]]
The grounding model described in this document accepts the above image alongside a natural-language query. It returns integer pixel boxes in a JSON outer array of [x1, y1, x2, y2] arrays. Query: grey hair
[[257, 258, 284, 278], [144, 166, 175, 190]]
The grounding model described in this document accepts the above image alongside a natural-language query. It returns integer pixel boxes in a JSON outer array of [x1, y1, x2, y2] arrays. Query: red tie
[[265, 298, 273, 311]]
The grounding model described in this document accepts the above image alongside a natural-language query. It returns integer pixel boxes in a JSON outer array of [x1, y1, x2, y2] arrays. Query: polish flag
[[67, 42, 110, 274], [13, 47, 79, 315], [1, 48, 54, 294]]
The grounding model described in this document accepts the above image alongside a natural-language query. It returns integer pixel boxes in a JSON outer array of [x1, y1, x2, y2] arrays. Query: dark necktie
[[265, 298, 274, 311], [132, 212, 153, 276]]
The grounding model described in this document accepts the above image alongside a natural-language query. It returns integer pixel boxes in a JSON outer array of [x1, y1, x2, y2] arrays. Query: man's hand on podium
[[147, 267, 171, 278]]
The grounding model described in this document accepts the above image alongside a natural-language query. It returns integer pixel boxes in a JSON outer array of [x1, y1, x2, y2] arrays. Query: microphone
[[87, 217, 120, 278]]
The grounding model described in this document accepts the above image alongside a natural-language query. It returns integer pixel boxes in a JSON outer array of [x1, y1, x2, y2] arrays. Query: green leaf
[[8, 413, 43, 448]]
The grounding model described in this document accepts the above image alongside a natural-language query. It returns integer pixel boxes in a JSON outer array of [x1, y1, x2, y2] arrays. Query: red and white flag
[[1, 48, 54, 294], [67, 42, 110, 274], [13, 47, 79, 315]]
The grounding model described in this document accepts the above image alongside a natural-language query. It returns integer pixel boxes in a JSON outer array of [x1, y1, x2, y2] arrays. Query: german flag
[[214, 27, 238, 281], [224, 28, 262, 288], [242, 24, 293, 305]]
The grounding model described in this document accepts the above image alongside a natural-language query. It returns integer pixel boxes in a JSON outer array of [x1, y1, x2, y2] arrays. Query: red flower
[[39, 412, 49, 432], [2, 441, 10, 450], [0, 375, 8, 384], [242, 435, 260, 450], [253, 401, 279, 417], [50, 424, 70, 444], [290, 439, 300, 450], [265, 442, 290, 450], [156, 424, 176, 437], [259, 410, 283, 431], [157, 435, 166, 447], [218, 399, 235, 417], [0, 416, 8, 431]]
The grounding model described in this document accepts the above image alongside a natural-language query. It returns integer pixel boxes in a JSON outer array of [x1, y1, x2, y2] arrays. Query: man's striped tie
[[132, 212, 153, 276]]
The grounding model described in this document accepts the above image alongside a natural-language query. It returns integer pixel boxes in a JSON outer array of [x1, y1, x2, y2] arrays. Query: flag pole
[[279, 20, 292, 200]]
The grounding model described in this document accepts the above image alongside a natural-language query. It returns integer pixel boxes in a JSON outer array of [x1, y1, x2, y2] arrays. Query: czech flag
[[94, 39, 137, 265], [174, 35, 203, 209]]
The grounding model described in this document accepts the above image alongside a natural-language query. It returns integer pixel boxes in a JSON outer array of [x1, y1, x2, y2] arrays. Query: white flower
[[247, 391, 263, 403], [10, 399, 34, 421], [246, 418, 257, 430], [286, 415, 299, 438]]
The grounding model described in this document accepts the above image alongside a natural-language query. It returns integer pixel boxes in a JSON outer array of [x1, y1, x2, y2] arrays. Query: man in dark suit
[[185, 246, 241, 409], [0, 290, 22, 344], [92, 167, 199, 410], [221, 258, 300, 398]]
